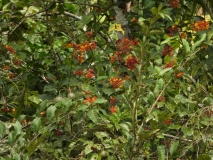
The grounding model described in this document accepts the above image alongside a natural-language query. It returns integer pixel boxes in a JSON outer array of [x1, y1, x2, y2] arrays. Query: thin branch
[[162, 133, 192, 142], [64, 11, 82, 20], [137, 78, 172, 135]]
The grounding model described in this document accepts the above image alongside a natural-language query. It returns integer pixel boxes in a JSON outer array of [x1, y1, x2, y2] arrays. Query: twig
[[137, 78, 172, 135], [64, 11, 82, 20], [162, 133, 192, 142]]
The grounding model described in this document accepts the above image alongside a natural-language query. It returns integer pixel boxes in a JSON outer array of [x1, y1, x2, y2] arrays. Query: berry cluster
[[161, 45, 174, 57], [84, 96, 97, 104], [164, 59, 176, 68], [109, 96, 117, 113], [111, 37, 139, 70], [169, 0, 180, 9], [73, 68, 95, 79], [166, 25, 178, 37], [192, 20, 209, 32], [110, 77, 124, 89], [67, 41, 96, 63]]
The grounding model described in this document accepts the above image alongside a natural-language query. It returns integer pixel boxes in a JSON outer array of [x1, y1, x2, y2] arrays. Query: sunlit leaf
[[28, 95, 42, 104], [108, 23, 124, 34]]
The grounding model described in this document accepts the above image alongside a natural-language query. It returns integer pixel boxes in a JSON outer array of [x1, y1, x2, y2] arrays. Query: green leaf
[[169, 140, 179, 156], [197, 154, 211, 160], [95, 76, 108, 81], [157, 145, 166, 160], [94, 98, 107, 104], [159, 68, 172, 76], [207, 29, 213, 41], [90, 153, 101, 160], [46, 105, 56, 120], [78, 104, 89, 111], [192, 33, 206, 51], [0, 121, 6, 138], [62, 99, 73, 113], [94, 21, 100, 33], [168, 124, 181, 130], [8, 131, 16, 146], [26, 132, 46, 155], [160, 37, 174, 45], [84, 141, 94, 155], [95, 132, 109, 141], [28, 95, 42, 104], [182, 39, 190, 53], [77, 13, 93, 29], [158, 78, 164, 89], [58, 4, 64, 13], [14, 121, 22, 136], [31, 117, 41, 134], [102, 88, 114, 96], [88, 109, 98, 124], [181, 126, 194, 136]]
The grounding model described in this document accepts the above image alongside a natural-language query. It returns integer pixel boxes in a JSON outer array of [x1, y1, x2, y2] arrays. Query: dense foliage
[[0, 0, 213, 159]]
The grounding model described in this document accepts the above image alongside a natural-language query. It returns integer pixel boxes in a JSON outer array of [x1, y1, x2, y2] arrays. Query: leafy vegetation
[[0, 0, 213, 159]]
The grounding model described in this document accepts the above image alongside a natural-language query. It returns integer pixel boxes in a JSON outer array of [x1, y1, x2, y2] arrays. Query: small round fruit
[[101, 150, 108, 157], [67, 92, 75, 99], [54, 96, 62, 102]]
